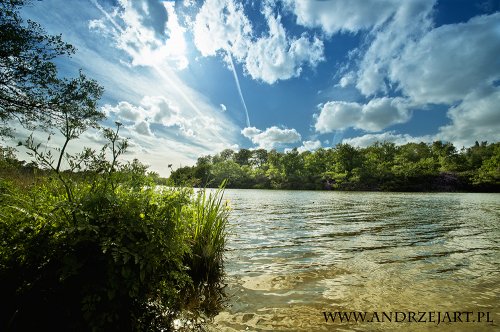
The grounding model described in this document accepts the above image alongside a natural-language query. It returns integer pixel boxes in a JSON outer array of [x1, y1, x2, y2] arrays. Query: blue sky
[[20, 0, 500, 175]]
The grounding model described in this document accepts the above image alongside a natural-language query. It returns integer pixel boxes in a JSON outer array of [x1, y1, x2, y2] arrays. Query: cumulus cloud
[[103, 101, 142, 122], [135, 121, 152, 136], [193, 0, 253, 61], [140, 96, 181, 127], [97, 95, 240, 175], [338, 71, 356, 88], [244, 6, 324, 84], [102, 96, 197, 138], [284, 0, 402, 35], [342, 132, 433, 147], [389, 12, 500, 104], [241, 126, 261, 137], [325, 6, 500, 148], [437, 87, 500, 147], [241, 126, 301, 149], [354, 0, 436, 96], [297, 139, 321, 153], [192, 0, 325, 84], [90, 0, 188, 69], [340, 6, 499, 107], [314, 97, 410, 133], [283, 0, 437, 95]]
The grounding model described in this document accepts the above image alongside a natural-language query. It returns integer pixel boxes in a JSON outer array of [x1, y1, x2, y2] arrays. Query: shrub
[[0, 128, 230, 331]]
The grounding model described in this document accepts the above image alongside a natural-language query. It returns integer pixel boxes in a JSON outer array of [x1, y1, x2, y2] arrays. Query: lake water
[[207, 190, 500, 331]]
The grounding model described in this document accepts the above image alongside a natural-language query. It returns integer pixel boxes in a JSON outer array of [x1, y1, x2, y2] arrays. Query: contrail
[[227, 51, 251, 128], [90, 0, 124, 33]]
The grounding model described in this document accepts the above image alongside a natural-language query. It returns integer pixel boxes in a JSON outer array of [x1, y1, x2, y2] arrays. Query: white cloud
[[102, 95, 234, 140], [241, 126, 301, 149], [350, 11, 500, 148], [193, 0, 253, 61], [354, 0, 436, 96], [192, 1, 325, 84], [389, 12, 500, 104], [17, 0, 242, 177], [103, 101, 142, 122], [322, 6, 499, 149], [284, 0, 402, 35], [297, 139, 321, 153], [244, 6, 324, 84], [437, 87, 500, 147], [338, 71, 356, 88], [241, 126, 261, 138], [90, 0, 188, 69], [135, 121, 152, 136], [141, 96, 181, 127], [99, 96, 240, 174], [314, 97, 410, 133], [342, 132, 433, 147]]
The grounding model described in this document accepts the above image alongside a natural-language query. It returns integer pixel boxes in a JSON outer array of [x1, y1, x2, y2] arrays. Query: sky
[[18, 0, 500, 176]]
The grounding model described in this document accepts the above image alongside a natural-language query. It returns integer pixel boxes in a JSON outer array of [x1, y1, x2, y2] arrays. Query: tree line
[[169, 141, 500, 192]]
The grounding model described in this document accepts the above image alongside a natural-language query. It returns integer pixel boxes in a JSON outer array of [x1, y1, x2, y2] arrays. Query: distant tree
[[194, 155, 212, 186], [431, 141, 465, 172], [265, 149, 285, 188], [281, 148, 305, 188], [234, 148, 252, 166], [392, 142, 437, 179], [169, 165, 197, 186], [466, 141, 494, 170], [219, 148, 234, 161], [474, 143, 500, 186], [359, 142, 396, 188], [210, 159, 249, 187], [250, 148, 268, 168], [167, 141, 499, 192], [303, 148, 329, 189]]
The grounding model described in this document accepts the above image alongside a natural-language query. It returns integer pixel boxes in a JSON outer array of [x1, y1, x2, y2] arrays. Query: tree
[[474, 143, 500, 186], [169, 165, 197, 186], [361, 141, 397, 187], [0, 0, 99, 136], [250, 148, 268, 168], [194, 155, 212, 186], [234, 148, 252, 166], [281, 148, 305, 188], [431, 141, 464, 172], [303, 148, 329, 189], [392, 142, 437, 178], [210, 159, 249, 187]]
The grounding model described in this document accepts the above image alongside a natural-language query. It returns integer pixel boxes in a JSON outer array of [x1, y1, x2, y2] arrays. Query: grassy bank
[[0, 159, 229, 331]]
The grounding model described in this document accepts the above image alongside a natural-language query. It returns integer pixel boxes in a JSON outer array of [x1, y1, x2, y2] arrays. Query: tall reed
[[187, 181, 229, 286]]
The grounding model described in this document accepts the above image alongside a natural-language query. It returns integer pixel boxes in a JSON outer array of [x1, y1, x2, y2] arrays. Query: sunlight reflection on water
[[209, 190, 500, 331]]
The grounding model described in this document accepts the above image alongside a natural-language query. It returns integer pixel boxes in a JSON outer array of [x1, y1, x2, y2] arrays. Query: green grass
[[188, 181, 230, 286]]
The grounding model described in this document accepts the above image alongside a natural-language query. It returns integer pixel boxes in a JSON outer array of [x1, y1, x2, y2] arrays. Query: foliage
[[186, 183, 229, 286], [0, 128, 230, 331], [180, 184, 230, 324], [0, 0, 103, 136], [169, 141, 500, 192]]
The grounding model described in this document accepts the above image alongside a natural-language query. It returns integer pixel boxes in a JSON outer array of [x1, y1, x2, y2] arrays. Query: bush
[[0, 130, 230, 331]]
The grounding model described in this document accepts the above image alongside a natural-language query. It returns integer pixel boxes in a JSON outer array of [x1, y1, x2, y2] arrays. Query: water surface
[[209, 190, 500, 331]]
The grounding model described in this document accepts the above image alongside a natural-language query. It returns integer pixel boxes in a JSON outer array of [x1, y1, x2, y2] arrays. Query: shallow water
[[208, 190, 500, 331]]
